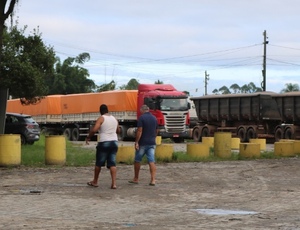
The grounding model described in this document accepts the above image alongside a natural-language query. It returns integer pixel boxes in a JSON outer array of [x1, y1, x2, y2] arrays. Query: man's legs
[[130, 146, 144, 183], [88, 165, 101, 187], [110, 166, 117, 189], [149, 162, 156, 185], [132, 161, 141, 182], [147, 145, 156, 185]]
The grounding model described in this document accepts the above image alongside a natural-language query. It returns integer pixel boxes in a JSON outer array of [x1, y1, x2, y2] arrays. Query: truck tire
[[40, 127, 49, 136], [192, 127, 201, 142], [63, 128, 72, 140], [246, 128, 256, 140], [72, 128, 80, 141], [284, 127, 293, 139], [275, 128, 283, 142], [237, 127, 247, 143], [118, 125, 127, 141], [201, 127, 209, 138]]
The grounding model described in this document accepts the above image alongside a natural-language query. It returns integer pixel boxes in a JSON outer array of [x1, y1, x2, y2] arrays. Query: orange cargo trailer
[[7, 84, 192, 143]]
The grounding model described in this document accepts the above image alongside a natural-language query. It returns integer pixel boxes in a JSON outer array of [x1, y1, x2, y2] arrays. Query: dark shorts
[[96, 141, 118, 168]]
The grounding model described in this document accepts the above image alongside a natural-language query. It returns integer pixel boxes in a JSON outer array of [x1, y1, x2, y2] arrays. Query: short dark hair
[[99, 104, 109, 115], [140, 104, 149, 112]]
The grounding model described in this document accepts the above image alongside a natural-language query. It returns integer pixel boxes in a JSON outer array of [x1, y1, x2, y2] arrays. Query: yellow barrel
[[155, 144, 173, 160], [186, 143, 209, 158], [279, 139, 295, 142], [45, 136, 66, 165], [202, 137, 214, 148], [0, 134, 21, 166], [239, 143, 261, 158], [249, 139, 266, 151], [274, 142, 295, 157], [214, 132, 231, 158], [293, 141, 300, 155], [231, 138, 240, 150], [155, 136, 162, 145], [116, 145, 135, 163]]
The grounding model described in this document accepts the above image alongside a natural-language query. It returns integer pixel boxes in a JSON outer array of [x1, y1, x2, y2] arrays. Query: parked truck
[[272, 91, 300, 141], [7, 84, 192, 142], [190, 92, 283, 142]]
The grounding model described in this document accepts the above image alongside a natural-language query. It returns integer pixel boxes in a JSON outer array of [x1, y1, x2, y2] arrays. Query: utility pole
[[262, 30, 268, 91], [204, 71, 209, 95]]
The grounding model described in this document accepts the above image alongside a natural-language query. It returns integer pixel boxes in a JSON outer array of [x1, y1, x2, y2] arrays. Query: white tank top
[[98, 115, 118, 142]]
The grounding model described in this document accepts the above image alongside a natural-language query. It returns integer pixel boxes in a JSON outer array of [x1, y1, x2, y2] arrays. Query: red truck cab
[[137, 84, 191, 143]]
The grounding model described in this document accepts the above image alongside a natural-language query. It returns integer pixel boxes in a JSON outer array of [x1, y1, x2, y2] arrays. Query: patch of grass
[[21, 135, 95, 167], [21, 136, 47, 167], [260, 151, 278, 159]]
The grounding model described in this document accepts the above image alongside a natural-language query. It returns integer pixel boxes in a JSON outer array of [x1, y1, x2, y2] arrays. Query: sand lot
[[0, 143, 300, 229]]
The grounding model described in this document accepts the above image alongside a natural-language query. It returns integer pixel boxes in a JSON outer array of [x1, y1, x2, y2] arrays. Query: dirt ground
[[1, 142, 300, 229]]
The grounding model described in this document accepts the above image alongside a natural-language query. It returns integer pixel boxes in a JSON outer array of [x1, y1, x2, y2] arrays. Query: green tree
[[248, 82, 259, 93], [97, 80, 116, 92], [1, 25, 56, 100], [212, 89, 219, 95], [48, 53, 96, 94], [119, 78, 139, 90], [0, 0, 18, 63], [240, 84, 250, 93], [155, 79, 163, 84], [229, 83, 240, 94], [0, 0, 19, 134], [183, 91, 190, 96], [219, 86, 231, 94], [280, 83, 299, 93]]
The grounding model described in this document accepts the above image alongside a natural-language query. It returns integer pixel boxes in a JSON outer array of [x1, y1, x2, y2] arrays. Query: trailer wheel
[[72, 128, 80, 141], [201, 128, 209, 138], [284, 127, 293, 140], [275, 128, 283, 142], [192, 127, 201, 142], [118, 125, 127, 141], [247, 128, 256, 140], [63, 128, 72, 140], [40, 127, 49, 136], [237, 127, 247, 142]]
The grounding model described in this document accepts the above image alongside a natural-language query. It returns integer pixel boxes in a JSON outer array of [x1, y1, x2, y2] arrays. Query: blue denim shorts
[[135, 145, 156, 163], [96, 141, 118, 168]]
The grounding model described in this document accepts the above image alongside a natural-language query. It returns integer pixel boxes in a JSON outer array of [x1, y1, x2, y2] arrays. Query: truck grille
[[163, 112, 187, 133]]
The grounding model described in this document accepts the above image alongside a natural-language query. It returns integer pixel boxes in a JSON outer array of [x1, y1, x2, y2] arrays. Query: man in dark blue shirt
[[129, 104, 158, 186]]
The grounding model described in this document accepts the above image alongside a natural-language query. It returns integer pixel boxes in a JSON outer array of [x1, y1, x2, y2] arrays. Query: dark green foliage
[[1, 26, 56, 99]]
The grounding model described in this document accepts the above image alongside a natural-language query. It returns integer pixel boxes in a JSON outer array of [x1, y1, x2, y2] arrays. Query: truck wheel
[[72, 128, 80, 141], [118, 125, 126, 141], [237, 127, 247, 142], [275, 128, 283, 142], [201, 128, 209, 138], [63, 128, 72, 140], [247, 128, 256, 140], [40, 127, 49, 136], [284, 127, 293, 139], [192, 127, 201, 142]]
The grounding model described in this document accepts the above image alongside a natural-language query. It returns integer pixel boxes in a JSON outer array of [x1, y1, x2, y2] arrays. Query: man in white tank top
[[86, 104, 120, 189]]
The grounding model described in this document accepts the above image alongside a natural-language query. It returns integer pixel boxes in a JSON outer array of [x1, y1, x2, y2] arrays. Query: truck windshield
[[160, 98, 189, 111]]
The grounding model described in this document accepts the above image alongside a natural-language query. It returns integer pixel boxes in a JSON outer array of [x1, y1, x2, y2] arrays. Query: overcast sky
[[11, 0, 300, 96]]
